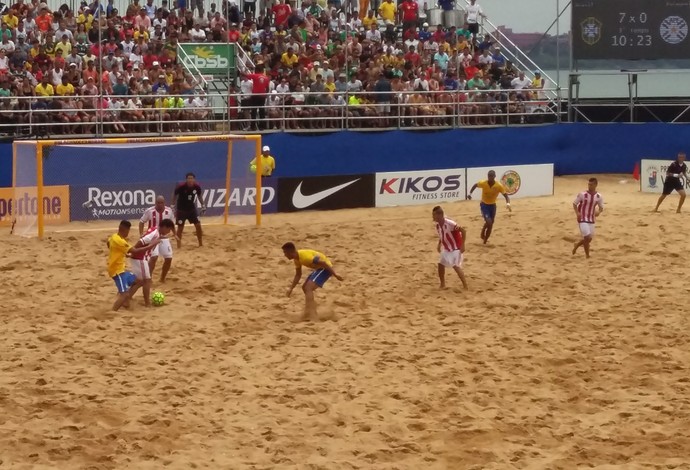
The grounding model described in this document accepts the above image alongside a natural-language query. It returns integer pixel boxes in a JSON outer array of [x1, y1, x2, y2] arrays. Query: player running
[[572, 177, 604, 259], [282, 242, 344, 320], [107, 220, 160, 311], [130, 219, 176, 306], [432, 206, 468, 290], [653, 151, 687, 213], [139, 195, 175, 282], [467, 170, 511, 244], [173, 172, 206, 249]]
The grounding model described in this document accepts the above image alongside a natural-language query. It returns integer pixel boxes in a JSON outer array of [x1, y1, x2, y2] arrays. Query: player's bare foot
[[572, 242, 578, 255], [440, 283, 446, 289]]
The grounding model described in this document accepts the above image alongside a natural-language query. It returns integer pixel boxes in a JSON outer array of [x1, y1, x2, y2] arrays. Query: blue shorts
[[113, 271, 136, 294], [307, 269, 332, 287], [480, 202, 497, 222]]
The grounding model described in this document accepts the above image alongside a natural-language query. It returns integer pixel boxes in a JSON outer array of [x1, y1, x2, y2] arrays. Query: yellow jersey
[[477, 180, 506, 205], [34, 83, 54, 97], [379, 2, 397, 21], [296, 249, 332, 269], [56, 83, 75, 96], [250, 155, 276, 176], [107, 233, 131, 277]]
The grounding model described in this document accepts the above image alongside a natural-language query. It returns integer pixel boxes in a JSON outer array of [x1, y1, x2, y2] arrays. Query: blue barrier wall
[[2, 123, 690, 186]]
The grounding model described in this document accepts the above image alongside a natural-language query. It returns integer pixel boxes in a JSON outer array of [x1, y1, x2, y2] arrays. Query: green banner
[[178, 43, 236, 76]]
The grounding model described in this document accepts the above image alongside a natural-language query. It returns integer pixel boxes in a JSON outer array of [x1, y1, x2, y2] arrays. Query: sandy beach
[[1, 175, 690, 469]]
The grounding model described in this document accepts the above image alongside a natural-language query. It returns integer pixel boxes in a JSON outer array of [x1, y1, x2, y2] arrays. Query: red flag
[[633, 162, 640, 181]]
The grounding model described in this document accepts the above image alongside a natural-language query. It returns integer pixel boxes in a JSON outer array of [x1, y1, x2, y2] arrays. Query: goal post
[[11, 134, 265, 239]]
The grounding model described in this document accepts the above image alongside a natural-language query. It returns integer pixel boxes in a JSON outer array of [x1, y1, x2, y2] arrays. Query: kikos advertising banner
[[375, 168, 467, 208]]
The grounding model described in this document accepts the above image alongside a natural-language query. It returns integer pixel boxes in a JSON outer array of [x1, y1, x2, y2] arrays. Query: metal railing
[[0, 88, 563, 137]]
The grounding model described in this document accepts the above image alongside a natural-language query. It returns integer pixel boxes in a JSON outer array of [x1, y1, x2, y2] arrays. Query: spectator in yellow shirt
[[55, 35, 72, 59], [35, 76, 55, 97], [378, 0, 396, 23], [362, 10, 376, 29], [281, 47, 299, 68], [2, 10, 19, 29], [56, 76, 75, 96]]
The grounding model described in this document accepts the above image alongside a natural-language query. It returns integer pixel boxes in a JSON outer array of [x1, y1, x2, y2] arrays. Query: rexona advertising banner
[[640, 159, 690, 194], [70, 179, 277, 221], [0, 186, 71, 226], [278, 174, 375, 212], [375, 169, 466, 207], [466, 164, 554, 199]]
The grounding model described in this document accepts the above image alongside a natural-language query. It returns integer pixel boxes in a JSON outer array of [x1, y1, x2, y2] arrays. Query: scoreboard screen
[[572, 0, 690, 61]]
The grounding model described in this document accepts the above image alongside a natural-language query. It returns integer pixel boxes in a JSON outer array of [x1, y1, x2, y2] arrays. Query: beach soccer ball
[[249, 164, 257, 174], [152, 291, 165, 307]]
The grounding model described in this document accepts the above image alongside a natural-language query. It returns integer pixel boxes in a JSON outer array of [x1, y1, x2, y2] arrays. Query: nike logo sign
[[292, 179, 361, 209]]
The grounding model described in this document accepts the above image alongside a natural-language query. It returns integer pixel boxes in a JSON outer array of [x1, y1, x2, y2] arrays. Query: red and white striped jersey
[[140, 206, 174, 229], [574, 191, 604, 223], [131, 227, 159, 260], [436, 217, 463, 252]]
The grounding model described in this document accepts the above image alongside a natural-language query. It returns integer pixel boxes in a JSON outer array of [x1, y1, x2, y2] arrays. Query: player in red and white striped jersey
[[432, 206, 468, 289], [130, 219, 175, 306], [139, 195, 175, 282], [572, 177, 604, 259]]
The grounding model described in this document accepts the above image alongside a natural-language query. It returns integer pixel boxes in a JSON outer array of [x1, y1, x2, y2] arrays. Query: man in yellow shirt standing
[[378, 0, 397, 23], [249, 145, 276, 177], [107, 220, 160, 311], [467, 170, 512, 244], [282, 242, 344, 320]]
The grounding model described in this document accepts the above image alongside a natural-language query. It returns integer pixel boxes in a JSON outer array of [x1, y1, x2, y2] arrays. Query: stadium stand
[[0, 0, 557, 136]]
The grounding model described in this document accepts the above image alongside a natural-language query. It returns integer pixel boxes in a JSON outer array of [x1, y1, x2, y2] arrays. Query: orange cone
[[633, 162, 640, 181]]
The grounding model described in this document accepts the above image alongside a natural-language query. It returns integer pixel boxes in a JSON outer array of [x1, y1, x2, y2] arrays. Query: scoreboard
[[572, 0, 690, 61]]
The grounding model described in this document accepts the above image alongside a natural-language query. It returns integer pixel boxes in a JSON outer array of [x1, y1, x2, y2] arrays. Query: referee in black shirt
[[654, 152, 687, 213]]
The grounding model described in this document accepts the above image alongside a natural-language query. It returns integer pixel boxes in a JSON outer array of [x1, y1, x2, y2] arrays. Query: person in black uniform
[[654, 152, 687, 213], [172, 172, 206, 248]]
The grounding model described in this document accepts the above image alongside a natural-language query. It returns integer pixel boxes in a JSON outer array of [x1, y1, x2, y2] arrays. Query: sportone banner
[[70, 179, 277, 221], [466, 164, 554, 199], [0, 186, 70, 226], [375, 169, 466, 207], [640, 159, 690, 193]]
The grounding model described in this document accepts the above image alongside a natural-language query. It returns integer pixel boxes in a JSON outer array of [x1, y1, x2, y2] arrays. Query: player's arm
[[287, 263, 302, 297], [171, 186, 178, 211], [138, 221, 145, 236], [596, 198, 604, 216], [466, 183, 478, 200], [502, 190, 511, 210], [457, 225, 467, 252], [195, 185, 207, 213]]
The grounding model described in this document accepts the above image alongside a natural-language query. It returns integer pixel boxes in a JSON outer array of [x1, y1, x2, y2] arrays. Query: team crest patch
[[501, 170, 521, 196], [581, 17, 602, 46], [660, 16, 688, 45]]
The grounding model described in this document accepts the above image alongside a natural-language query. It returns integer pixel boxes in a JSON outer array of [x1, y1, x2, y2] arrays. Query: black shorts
[[468, 22, 479, 35], [663, 177, 684, 195], [176, 209, 200, 225]]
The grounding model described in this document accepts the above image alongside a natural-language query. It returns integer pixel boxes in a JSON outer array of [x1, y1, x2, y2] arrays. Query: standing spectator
[[399, 0, 417, 32], [378, 0, 395, 24], [465, 0, 484, 38], [273, 0, 291, 27], [244, 64, 270, 130]]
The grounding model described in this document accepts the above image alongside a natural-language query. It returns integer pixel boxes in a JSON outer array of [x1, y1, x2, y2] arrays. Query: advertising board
[[466, 164, 554, 199], [0, 186, 70, 226], [277, 174, 375, 212], [640, 159, 690, 193], [375, 169, 466, 207], [70, 179, 276, 221]]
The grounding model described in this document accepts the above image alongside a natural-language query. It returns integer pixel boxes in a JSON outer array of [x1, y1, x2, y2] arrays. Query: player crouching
[[432, 206, 468, 290], [130, 219, 176, 307], [282, 242, 344, 320], [107, 220, 161, 311]]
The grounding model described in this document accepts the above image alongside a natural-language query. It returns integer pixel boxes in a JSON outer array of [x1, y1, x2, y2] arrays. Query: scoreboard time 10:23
[[572, 0, 690, 61]]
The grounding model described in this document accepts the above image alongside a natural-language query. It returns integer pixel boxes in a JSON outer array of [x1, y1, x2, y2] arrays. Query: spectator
[[511, 71, 531, 90]]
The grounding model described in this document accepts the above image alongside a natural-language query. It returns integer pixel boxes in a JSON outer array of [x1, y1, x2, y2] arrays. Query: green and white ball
[[152, 291, 165, 306]]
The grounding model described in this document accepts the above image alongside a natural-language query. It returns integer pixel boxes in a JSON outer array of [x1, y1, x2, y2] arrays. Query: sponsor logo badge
[[647, 166, 658, 188], [581, 17, 602, 46], [501, 170, 521, 196], [660, 16, 688, 45]]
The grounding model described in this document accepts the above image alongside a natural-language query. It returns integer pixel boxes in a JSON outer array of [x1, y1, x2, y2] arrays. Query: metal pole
[[98, 11, 103, 137], [556, 0, 560, 92]]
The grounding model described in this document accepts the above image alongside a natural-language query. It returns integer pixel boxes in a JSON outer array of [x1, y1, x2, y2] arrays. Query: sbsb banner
[[277, 174, 375, 212], [466, 164, 554, 199], [0, 186, 70, 226], [640, 159, 690, 193], [70, 179, 277, 221], [375, 169, 466, 207]]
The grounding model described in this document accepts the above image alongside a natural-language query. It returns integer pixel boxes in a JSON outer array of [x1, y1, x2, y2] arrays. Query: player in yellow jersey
[[467, 170, 512, 244], [282, 242, 344, 320], [107, 220, 161, 311]]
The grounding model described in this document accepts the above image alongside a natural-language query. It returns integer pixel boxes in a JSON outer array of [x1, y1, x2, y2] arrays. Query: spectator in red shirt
[[272, 0, 291, 28], [404, 45, 421, 68], [400, 0, 418, 32], [244, 63, 270, 129]]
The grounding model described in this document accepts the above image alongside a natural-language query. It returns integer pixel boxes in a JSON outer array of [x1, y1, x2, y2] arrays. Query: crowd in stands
[[0, 0, 550, 135]]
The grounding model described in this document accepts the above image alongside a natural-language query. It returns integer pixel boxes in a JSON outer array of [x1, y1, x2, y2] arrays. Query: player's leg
[[438, 263, 446, 289], [302, 269, 331, 320], [148, 256, 158, 278], [158, 238, 173, 282], [176, 217, 185, 248], [573, 222, 587, 255], [193, 222, 203, 247], [130, 260, 152, 306], [582, 235, 592, 258], [655, 182, 673, 211], [677, 189, 686, 213], [452, 251, 467, 289], [112, 272, 137, 311]]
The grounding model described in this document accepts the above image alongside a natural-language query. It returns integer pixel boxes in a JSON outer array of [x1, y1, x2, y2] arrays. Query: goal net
[[11, 135, 268, 238]]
